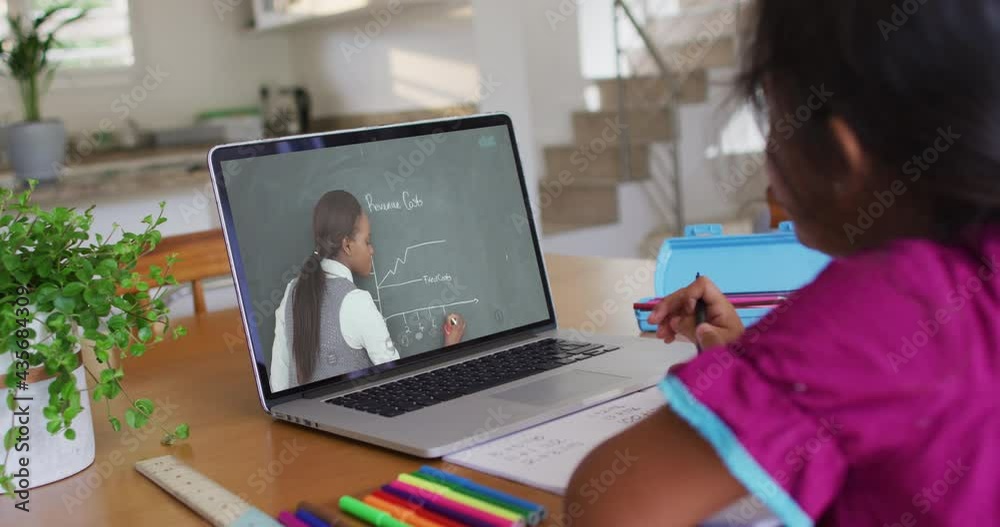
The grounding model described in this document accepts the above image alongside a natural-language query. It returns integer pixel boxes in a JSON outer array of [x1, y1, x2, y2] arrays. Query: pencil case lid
[[654, 222, 832, 297]]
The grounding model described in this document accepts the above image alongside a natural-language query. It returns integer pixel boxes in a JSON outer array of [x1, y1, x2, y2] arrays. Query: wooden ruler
[[135, 455, 281, 527]]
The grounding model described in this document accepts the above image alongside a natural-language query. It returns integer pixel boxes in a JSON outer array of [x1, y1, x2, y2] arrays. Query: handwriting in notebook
[[484, 435, 587, 466]]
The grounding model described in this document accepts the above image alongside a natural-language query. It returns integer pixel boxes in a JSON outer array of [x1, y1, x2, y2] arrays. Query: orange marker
[[364, 494, 446, 527]]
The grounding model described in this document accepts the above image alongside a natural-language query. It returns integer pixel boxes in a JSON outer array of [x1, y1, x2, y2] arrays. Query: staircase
[[540, 70, 706, 234], [540, 0, 766, 243]]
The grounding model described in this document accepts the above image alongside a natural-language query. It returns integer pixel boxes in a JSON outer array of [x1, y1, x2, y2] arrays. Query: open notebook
[[444, 387, 781, 526]]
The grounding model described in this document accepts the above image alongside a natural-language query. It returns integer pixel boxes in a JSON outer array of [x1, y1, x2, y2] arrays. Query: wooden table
[[5, 254, 659, 525]]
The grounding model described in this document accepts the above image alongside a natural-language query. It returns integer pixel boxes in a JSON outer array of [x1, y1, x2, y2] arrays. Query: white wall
[[470, 0, 589, 213], [0, 0, 295, 133], [287, 2, 481, 117]]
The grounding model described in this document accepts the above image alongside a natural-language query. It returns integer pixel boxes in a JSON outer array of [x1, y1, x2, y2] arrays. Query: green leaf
[[4, 427, 17, 451], [172, 326, 188, 339], [46, 420, 60, 434], [37, 283, 59, 302], [137, 326, 153, 343], [64, 428, 76, 440], [107, 314, 127, 331], [129, 342, 146, 357], [1, 254, 19, 272], [113, 329, 130, 349], [5, 391, 14, 412], [99, 369, 116, 383], [124, 408, 147, 429], [53, 294, 77, 313], [109, 416, 121, 432], [62, 282, 85, 296], [135, 281, 150, 292], [45, 311, 66, 331], [134, 398, 154, 416], [174, 423, 190, 440], [94, 347, 109, 363], [42, 406, 58, 420], [97, 258, 117, 276]]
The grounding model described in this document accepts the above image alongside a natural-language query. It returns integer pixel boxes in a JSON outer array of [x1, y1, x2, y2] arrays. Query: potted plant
[[0, 182, 190, 495], [1, 3, 89, 183]]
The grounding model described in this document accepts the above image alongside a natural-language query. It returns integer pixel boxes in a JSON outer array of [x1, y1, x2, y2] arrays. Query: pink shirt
[[661, 230, 1000, 526]]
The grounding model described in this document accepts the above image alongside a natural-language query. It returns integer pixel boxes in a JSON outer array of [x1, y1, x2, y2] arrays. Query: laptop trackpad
[[490, 369, 627, 407]]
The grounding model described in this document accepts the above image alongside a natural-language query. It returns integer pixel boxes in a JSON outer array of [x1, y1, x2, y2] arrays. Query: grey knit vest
[[284, 276, 374, 387]]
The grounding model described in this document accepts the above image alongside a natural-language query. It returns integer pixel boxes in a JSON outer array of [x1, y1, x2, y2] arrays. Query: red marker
[[633, 292, 793, 312]]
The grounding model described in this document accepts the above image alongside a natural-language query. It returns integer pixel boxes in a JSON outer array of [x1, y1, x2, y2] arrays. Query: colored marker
[[633, 292, 791, 312], [384, 481, 516, 527], [371, 490, 466, 527], [339, 495, 413, 527], [408, 471, 537, 522], [296, 502, 341, 526], [277, 510, 310, 527], [398, 474, 523, 524], [294, 507, 332, 527], [413, 467, 544, 525], [365, 494, 445, 527]]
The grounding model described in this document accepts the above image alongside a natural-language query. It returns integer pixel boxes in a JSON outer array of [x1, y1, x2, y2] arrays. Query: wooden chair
[[133, 228, 231, 315]]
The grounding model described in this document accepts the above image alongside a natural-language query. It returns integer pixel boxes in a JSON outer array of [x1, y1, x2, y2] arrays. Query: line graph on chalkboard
[[377, 239, 446, 288], [368, 239, 482, 351]]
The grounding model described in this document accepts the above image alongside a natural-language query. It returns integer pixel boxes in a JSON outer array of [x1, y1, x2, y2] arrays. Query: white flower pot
[[0, 314, 95, 493], [6, 120, 67, 183]]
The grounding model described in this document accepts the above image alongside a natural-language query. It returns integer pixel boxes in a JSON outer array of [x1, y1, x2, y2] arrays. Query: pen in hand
[[694, 273, 707, 353]]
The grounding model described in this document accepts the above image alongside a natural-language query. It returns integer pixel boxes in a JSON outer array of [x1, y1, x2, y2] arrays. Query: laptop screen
[[211, 115, 554, 399]]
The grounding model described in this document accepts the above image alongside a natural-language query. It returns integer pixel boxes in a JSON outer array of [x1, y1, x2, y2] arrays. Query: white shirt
[[269, 258, 399, 392]]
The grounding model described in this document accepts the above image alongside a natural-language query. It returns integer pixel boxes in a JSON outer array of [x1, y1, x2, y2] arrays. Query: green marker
[[339, 495, 413, 527], [408, 471, 539, 525]]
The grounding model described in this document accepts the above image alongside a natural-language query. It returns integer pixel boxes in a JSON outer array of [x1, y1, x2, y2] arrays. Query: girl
[[568, 0, 999, 525], [270, 190, 466, 392]]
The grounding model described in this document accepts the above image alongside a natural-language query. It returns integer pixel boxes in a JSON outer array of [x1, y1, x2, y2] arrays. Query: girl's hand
[[648, 275, 744, 349], [443, 313, 466, 346]]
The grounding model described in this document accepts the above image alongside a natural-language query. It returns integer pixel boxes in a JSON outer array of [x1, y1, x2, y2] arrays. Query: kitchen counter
[[0, 144, 214, 207]]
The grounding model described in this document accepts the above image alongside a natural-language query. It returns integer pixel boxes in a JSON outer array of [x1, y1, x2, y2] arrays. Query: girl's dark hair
[[292, 190, 362, 383], [738, 0, 1000, 236]]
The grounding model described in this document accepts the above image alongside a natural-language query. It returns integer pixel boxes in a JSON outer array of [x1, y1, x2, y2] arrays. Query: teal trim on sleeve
[[660, 375, 813, 527]]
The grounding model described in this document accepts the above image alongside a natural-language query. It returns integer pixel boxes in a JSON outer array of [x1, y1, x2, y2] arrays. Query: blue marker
[[418, 466, 546, 524], [294, 507, 331, 527]]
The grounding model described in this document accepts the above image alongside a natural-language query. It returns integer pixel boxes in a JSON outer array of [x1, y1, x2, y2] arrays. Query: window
[[2, 0, 134, 70]]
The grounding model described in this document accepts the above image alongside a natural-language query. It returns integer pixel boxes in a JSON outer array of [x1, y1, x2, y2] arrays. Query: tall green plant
[[0, 182, 190, 495], [0, 3, 88, 122]]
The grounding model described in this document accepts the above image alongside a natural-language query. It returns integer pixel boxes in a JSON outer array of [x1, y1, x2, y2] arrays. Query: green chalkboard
[[221, 125, 550, 367]]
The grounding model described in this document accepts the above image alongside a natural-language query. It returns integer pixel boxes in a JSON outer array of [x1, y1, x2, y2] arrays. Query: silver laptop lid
[[207, 113, 556, 409]]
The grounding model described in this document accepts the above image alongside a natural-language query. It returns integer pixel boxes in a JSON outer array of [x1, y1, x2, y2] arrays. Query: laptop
[[207, 113, 693, 457]]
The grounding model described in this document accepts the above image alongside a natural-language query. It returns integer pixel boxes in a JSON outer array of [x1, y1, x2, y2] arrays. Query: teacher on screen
[[270, 190, 466, 392]]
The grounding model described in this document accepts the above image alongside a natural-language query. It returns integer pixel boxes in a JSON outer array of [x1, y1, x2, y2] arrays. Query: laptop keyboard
[[326, 338, 620, 418]]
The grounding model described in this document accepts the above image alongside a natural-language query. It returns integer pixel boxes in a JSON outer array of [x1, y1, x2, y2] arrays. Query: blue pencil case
[[635, 222, 831, 332]]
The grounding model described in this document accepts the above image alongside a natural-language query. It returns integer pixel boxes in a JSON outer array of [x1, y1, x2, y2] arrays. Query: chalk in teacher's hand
[[448, 315, 458, 326]]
